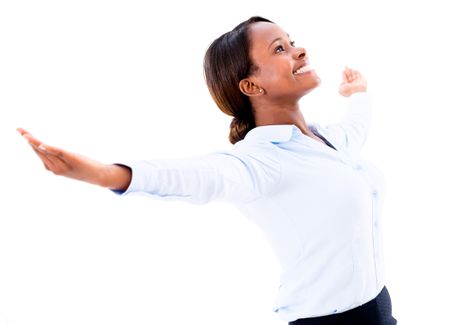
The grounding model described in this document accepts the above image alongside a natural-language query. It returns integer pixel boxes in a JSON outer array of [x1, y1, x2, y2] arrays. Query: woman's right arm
[[17, 128, 131, 191], [18, 128, 281, 205]]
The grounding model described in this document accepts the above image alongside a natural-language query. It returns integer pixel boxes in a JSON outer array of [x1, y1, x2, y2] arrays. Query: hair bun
[[229, 116, 254, 144]]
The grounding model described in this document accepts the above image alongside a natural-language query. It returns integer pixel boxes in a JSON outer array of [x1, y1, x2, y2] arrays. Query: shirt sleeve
[[322, 92, 372, 155], [113, 149, 281, 205]]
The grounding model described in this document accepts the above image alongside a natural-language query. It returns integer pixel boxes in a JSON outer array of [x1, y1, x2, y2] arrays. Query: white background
[[1, 0, 449, 324]]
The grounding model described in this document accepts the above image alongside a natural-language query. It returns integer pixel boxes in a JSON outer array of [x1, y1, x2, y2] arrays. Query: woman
[[18, 16, 397, 324]]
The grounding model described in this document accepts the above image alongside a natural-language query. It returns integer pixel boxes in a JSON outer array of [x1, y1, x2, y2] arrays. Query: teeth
[[294, 65, 312, 75]]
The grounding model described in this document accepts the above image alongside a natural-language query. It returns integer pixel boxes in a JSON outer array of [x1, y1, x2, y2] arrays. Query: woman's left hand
[[338, 66, 368, 97]]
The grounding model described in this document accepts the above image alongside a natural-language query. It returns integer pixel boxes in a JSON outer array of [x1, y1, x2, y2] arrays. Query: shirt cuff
[[110, 162, 139, 196]]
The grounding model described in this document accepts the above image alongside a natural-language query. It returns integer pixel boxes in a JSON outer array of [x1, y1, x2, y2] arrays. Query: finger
[[343, 67, 351, 82], [27, 139, 46, 154], [37, 143, 66, 159], [17, 128, 38, 139], [17, 128, 29, 136], [342, 70, 347, 81], [344, 67, 353, 81], [31, 144, 72, 176], [28, 141, 67, 168], [21, 132, 43, 149], [18, 129, 48, 150], [22, 134, 66, 160], [351, 69, 358, 80], [342, 70, 348, 82], [30, 146, 57, 171], [21, 134, 70, 175]]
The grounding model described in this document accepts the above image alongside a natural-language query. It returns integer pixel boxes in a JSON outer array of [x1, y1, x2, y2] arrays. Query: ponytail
[[229, 116, 256, 144]]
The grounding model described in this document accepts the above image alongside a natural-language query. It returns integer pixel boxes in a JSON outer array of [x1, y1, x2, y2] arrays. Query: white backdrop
[[1, 0, 449, 324]]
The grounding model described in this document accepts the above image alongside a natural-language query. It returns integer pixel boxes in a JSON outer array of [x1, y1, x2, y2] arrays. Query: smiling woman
[[18, 16, 397, 325]]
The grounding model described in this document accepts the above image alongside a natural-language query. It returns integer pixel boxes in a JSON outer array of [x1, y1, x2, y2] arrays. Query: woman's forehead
[[249, 22, 289, 44]]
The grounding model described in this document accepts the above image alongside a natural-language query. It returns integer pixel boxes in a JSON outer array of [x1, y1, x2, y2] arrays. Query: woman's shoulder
[[205, 136, 281, 172]]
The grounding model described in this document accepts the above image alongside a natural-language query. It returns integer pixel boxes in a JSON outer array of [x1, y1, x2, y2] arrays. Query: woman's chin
[[311, 71, 321, 85], [307, 76, 322, 91], [300, 71, 321, 88], [298, 80, 321, 98]]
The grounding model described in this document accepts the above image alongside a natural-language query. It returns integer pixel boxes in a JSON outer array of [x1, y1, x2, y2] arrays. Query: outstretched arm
[[17, 129, 281, 205], [17, 128, 131, 191]]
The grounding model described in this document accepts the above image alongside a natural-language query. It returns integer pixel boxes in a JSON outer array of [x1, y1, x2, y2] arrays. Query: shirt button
[[372, 190, 378, 197]]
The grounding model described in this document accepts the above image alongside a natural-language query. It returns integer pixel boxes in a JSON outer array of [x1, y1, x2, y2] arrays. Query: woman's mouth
[[293, 64, 313, 75]]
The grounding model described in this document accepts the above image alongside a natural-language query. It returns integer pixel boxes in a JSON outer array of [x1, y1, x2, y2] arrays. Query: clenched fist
[[338, 66, 368, 97]]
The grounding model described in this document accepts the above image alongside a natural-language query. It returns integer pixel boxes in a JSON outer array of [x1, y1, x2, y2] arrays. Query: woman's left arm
[[322, 67, 372, 154]]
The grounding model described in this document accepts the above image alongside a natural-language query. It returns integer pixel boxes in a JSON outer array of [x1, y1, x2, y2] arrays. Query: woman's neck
[[253, 103, 313, 136]]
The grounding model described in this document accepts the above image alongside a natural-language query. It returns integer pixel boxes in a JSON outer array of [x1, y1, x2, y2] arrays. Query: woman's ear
[[239, 78, 264, 96]]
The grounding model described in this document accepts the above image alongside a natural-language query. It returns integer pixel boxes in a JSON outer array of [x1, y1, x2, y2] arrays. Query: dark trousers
[[289, 286, 397, 325]]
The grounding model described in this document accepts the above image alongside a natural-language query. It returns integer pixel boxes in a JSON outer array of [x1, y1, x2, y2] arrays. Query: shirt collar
[[243, 124, 317, 143]]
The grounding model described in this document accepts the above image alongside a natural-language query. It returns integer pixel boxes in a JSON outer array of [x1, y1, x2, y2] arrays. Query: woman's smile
[[293, 62, 315, 76]]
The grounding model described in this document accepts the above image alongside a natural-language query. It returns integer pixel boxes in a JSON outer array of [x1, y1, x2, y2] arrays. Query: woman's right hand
[[17, 128, 131, 191]]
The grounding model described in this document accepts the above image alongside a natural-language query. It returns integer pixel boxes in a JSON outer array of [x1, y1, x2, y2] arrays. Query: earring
[[259, 89, 263, 93]]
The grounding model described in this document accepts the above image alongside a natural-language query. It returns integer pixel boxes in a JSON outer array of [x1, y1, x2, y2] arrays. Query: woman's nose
[[294, 47, 306, 60]]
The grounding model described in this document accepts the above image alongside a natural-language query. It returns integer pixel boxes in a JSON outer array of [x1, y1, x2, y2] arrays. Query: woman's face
[[248, 22, 321, 101]]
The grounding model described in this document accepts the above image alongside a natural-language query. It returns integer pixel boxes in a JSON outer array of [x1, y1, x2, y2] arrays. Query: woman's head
[[204, 16, 270, 144], [204, 16, 320, 144]]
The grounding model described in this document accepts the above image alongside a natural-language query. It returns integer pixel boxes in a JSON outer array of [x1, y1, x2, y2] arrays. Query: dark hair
[[203, 16, 273, 144]]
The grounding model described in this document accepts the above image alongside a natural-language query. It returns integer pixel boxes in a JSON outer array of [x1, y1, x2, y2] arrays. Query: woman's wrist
[[350, 88, 367, 96]]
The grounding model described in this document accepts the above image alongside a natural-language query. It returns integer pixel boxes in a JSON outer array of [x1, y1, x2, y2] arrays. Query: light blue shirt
[[118, 92, 386, 321]]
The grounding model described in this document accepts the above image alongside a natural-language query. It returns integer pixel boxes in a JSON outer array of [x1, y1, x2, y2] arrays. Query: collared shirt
[[118, 92, 386, 321]]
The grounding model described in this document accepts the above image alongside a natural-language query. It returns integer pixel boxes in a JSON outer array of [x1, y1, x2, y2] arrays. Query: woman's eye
[[275, 45, 285, 53], [290, 41, 296, 47]]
